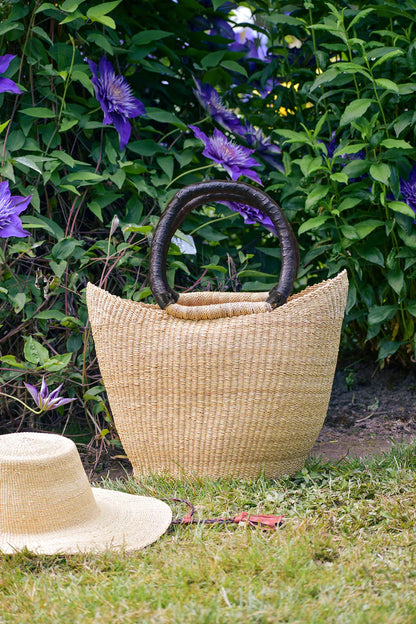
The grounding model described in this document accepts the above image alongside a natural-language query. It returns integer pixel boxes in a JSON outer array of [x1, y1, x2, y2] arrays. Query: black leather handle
[[149, 180, 300, 309]]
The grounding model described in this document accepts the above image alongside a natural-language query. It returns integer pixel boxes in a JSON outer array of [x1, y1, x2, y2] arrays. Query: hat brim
[[0, 489, 172, 555]]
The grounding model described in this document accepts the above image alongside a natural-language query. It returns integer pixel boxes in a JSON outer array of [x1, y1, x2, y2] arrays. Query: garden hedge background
[[1, 0, 416, 440]]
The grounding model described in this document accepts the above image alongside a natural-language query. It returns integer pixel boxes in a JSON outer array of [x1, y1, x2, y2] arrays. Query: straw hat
[[0, 432, 172, 555]]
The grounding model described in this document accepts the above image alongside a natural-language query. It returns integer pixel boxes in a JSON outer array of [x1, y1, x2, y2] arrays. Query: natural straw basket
[[87, 180, 348, 479]]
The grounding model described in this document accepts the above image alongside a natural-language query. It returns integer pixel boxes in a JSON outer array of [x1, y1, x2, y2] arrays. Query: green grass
[[1, 444, 416, 624]]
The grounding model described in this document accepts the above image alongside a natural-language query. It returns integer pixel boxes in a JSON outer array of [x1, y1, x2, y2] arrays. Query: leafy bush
[[1, 0, 416, 439]]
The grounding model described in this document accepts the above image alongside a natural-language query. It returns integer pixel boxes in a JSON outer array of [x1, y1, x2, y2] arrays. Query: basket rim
[[86, 270, 348, 322]]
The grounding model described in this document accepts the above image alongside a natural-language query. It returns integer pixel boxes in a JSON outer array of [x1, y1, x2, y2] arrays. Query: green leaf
[[12, 292, 26, 314], [357, 247, 384, 267], [20, 107, 55, 119], [381, 139, 413, 150], [377, 340, 402, 361], [340, 99, 374, 127], [71, 69, 94, 95], [298, 215, 330, 235], [42, 353, 72, 372], [201, 50, 226, 69], [407, 301, 416, 317], [145, 107, 187, 130], [342, 159, 369, 179], [156, 156, 174, 180], [374, 78, 399, 93], [220, 60, 248, 77], [60, 9, 85, 24], [87, 13, 115, 28], [51, 238, 83, 260], [170, 260, 190, 274], [372, 49, 404, 69], [340, 224, 360, 240], [0, 119, 10, 134], [333, 143, 367, 157], [49, 260, 67, 277], [305, 185, 330, 210], [200, 264, 227, 274], [35, 3, 61, 13], [14, 156, 42, 174], [24, 337, 49, 365], [387, 266, 404, 295], [50, 150, 75, 169], [369, 162, 391, 184], [338, 197, 362, 212], [86, 33, 113, 56], [330, 172, 348, 184], [21, 215, 65, 240], [34, 310, 66, 321], [86, 0, 121, 19], [354, 219, 384, 239], [65, 171, 105, 183], [311, 66, 342, 92], [264, 13, 304, 26], [0, 355, 27, 369], [388, 201, 415, 219], [348, 7, 375, 29], [297, 155, 323, 177], [238, 270, 276, 278], [61, 0, 86, 11], [59, 117, 79, 132], [368, 304, 398, 324], [132, 30, 173, 45]]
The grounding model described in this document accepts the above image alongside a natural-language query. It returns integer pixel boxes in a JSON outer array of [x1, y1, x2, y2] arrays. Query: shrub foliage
[[1, 0, 416, 436]]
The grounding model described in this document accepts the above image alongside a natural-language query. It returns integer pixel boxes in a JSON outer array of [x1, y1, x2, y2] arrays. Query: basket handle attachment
[[149, 180, 300, 310]]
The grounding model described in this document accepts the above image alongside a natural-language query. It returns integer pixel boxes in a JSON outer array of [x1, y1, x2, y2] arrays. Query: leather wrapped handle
[[149, 180, 300, 310]]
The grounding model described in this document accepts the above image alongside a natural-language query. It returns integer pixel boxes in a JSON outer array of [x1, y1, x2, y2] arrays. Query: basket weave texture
[[87, 270, 348, 479]]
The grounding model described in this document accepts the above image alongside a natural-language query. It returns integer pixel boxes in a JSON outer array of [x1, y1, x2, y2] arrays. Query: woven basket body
[[86, 270, 348, 478]]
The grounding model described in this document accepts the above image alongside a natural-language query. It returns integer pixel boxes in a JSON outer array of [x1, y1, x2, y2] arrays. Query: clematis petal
[[128, 96, 146, 118], [0, 54, 16, 74], [39, 377, 49, 401], [9, 194, 32, 215], [0, 77, 22, 95], [0, 218, 30, 238], [87, 59, 98, 78], [113, 115, 131, 151], [48, 384, 64, 401], [240, 167, 263, 185], [189, 124, 209, 144], [0, 180, 11, 200], [98, 55, 114, 77], [24, 383, 40, 405]]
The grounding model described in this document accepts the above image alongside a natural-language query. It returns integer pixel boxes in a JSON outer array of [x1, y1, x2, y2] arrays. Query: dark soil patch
[[84, 358, 416, 482], [311, 358, 416, 462]]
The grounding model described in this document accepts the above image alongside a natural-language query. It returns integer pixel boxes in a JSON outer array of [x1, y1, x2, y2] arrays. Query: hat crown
[[0, 432, 98, 536]]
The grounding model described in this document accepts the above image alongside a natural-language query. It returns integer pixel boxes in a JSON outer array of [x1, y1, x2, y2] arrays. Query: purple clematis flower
[[0, 181, 31, 238], [400, 166, 416, 221], [238, 123, 284, 172], [0, 54, 22, 94], [190, 125, 262, 184], [25, 378, 75, 412], [193, 78, 243, 133], [219, 200, 277, 234], [88, 56, 145, 151]]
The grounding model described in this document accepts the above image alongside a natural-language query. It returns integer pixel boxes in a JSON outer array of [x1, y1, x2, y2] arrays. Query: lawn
[[1, 443, 416, 623]]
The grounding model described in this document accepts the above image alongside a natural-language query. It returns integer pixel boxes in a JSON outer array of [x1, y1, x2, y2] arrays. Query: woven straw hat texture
[[87, 270, 348, 479], [0, 432, 172, 554]]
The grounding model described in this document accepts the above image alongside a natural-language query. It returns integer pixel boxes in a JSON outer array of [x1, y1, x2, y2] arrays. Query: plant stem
[[0, 392, 42, 414], [165, 164, 212, 190]]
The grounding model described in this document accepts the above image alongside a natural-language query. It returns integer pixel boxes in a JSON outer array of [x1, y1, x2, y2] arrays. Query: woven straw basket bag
[[87, 180, 348, 479]]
